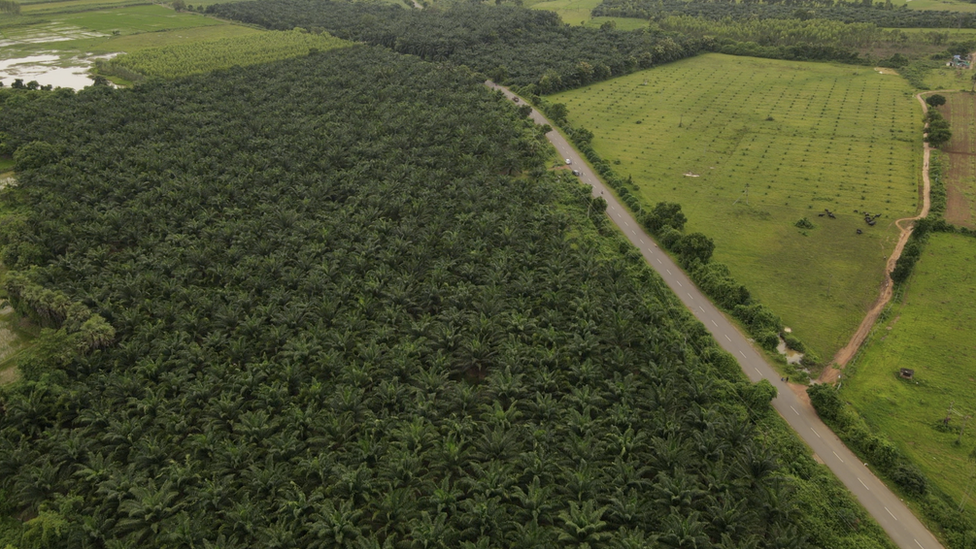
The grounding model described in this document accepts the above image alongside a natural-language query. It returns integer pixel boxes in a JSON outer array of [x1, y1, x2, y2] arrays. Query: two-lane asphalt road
[[487, 82, 944, 549]]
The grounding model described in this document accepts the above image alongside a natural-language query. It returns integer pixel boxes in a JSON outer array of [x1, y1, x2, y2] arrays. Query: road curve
[[487, 81, 945, 549]]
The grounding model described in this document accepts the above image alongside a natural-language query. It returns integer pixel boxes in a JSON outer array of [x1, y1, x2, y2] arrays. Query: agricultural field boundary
[[822, 91, 941, 382], [489, 80, 945, 549]]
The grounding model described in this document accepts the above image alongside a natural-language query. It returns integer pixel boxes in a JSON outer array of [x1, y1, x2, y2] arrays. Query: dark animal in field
[[818, 213, 824, 217], [856, 229, 862, 234], [828, 212, 835, 219]]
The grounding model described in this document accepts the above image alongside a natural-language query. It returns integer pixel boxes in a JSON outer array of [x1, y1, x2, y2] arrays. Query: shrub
[[794, 217, 815, 229], [807, 383, 843, 422], [890, 462, 927, 496], [783, 333, 805, 353]]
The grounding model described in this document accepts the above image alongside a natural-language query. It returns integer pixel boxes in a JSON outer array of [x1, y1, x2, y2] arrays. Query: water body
[[0, 24, 116, 90], [0, 53, 117, 90], [776, 336, 805, 365]]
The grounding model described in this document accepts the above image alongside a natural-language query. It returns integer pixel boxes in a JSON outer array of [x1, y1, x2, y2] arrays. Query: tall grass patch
[[842, 232, 976, 528], [550, 53, 921, 359]]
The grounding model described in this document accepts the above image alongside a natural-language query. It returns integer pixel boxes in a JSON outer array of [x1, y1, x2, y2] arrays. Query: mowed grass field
[[550, 54, 922, 360], [842, 232, 976, 517], [942, 93, 976, 228]]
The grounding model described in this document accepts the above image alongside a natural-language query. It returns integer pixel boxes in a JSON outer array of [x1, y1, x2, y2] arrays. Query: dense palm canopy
[[593, 0, 976, 28], [206, 0, 709, 92], [0, 47, 892, 548]]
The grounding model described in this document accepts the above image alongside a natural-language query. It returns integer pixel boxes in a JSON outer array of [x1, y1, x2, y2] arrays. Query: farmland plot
[[942, 92, 976, 228], [551, 54, 922, 359], [842, 232, 976, 524]]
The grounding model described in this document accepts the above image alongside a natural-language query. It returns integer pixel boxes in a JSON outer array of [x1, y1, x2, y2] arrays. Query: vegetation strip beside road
[[488, 81, 945, 549]]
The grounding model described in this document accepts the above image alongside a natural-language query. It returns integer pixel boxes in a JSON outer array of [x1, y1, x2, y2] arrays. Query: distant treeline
[[0, 0, 20, 14], [593, 0, 976, 28], [206, 0, 710, 92]]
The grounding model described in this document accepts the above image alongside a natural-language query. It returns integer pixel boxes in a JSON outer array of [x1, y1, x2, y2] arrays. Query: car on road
[[565, 159, 572, 165], [572, 169, 581, 176]]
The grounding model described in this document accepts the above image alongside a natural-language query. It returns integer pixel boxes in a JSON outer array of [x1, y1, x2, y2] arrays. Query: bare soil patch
[[942, 93, 976, 228]]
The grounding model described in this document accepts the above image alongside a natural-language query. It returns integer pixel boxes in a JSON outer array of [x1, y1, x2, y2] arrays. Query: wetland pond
[[1, 24, 118, 89], [0, 54, 115, 89]]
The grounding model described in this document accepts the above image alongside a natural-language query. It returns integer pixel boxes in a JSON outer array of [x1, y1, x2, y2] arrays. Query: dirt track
[[819, 93, 934, 382]]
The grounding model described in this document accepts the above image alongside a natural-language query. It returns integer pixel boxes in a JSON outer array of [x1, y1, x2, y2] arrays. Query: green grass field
[[0, 1, 268, 87], [891, 0, 976, 11], [842, 232, 976, 519], [87, 24, 263, 53], [528, 0, 645, 27], [550, 54, 922, 361], [1, 5, 247, 52]]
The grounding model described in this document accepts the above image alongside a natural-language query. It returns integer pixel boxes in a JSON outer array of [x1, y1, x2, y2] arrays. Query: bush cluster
[[925, 108, 952, 149]]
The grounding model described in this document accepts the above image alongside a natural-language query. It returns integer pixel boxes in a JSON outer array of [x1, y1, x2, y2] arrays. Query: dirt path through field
[[819, 93, 936, 383]]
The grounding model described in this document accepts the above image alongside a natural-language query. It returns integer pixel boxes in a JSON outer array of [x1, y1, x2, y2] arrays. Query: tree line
[[205, 0, 711, 93], [593, 0, 976, 28], [0, 46, 894, 548]]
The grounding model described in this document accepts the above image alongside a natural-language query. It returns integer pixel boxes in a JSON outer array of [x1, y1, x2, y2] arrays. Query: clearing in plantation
[[550, 53, 922, 361]]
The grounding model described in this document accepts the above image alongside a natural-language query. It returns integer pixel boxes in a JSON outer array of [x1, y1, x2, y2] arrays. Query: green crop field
[[108, 29, 349, 79], [891, 0, 976, 11], [528, 0, 645, 27], [550, 53, 922, 360], [942, 92, 976, 228], [1, 5, 249, 54], [0, 1, 271, 87], [20, 0, 150, 15], [842, 232, 976, 519], [54, 5, 224, 34], [87, 24, 263, 53]]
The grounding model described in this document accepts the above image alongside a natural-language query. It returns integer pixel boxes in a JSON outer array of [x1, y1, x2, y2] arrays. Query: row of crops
[[104, 29, 349, 80]]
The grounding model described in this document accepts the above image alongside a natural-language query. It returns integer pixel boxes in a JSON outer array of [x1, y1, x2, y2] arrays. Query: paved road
[[488, 82, 945, 549]]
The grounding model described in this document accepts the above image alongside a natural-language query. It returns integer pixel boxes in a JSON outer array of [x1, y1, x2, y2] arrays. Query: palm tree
[[116, 480, 181, 544], [308, 499, 362, 549], [557, 500, 612, 549], [657, 511, 709, 549], [406, 511, 456, 549]]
